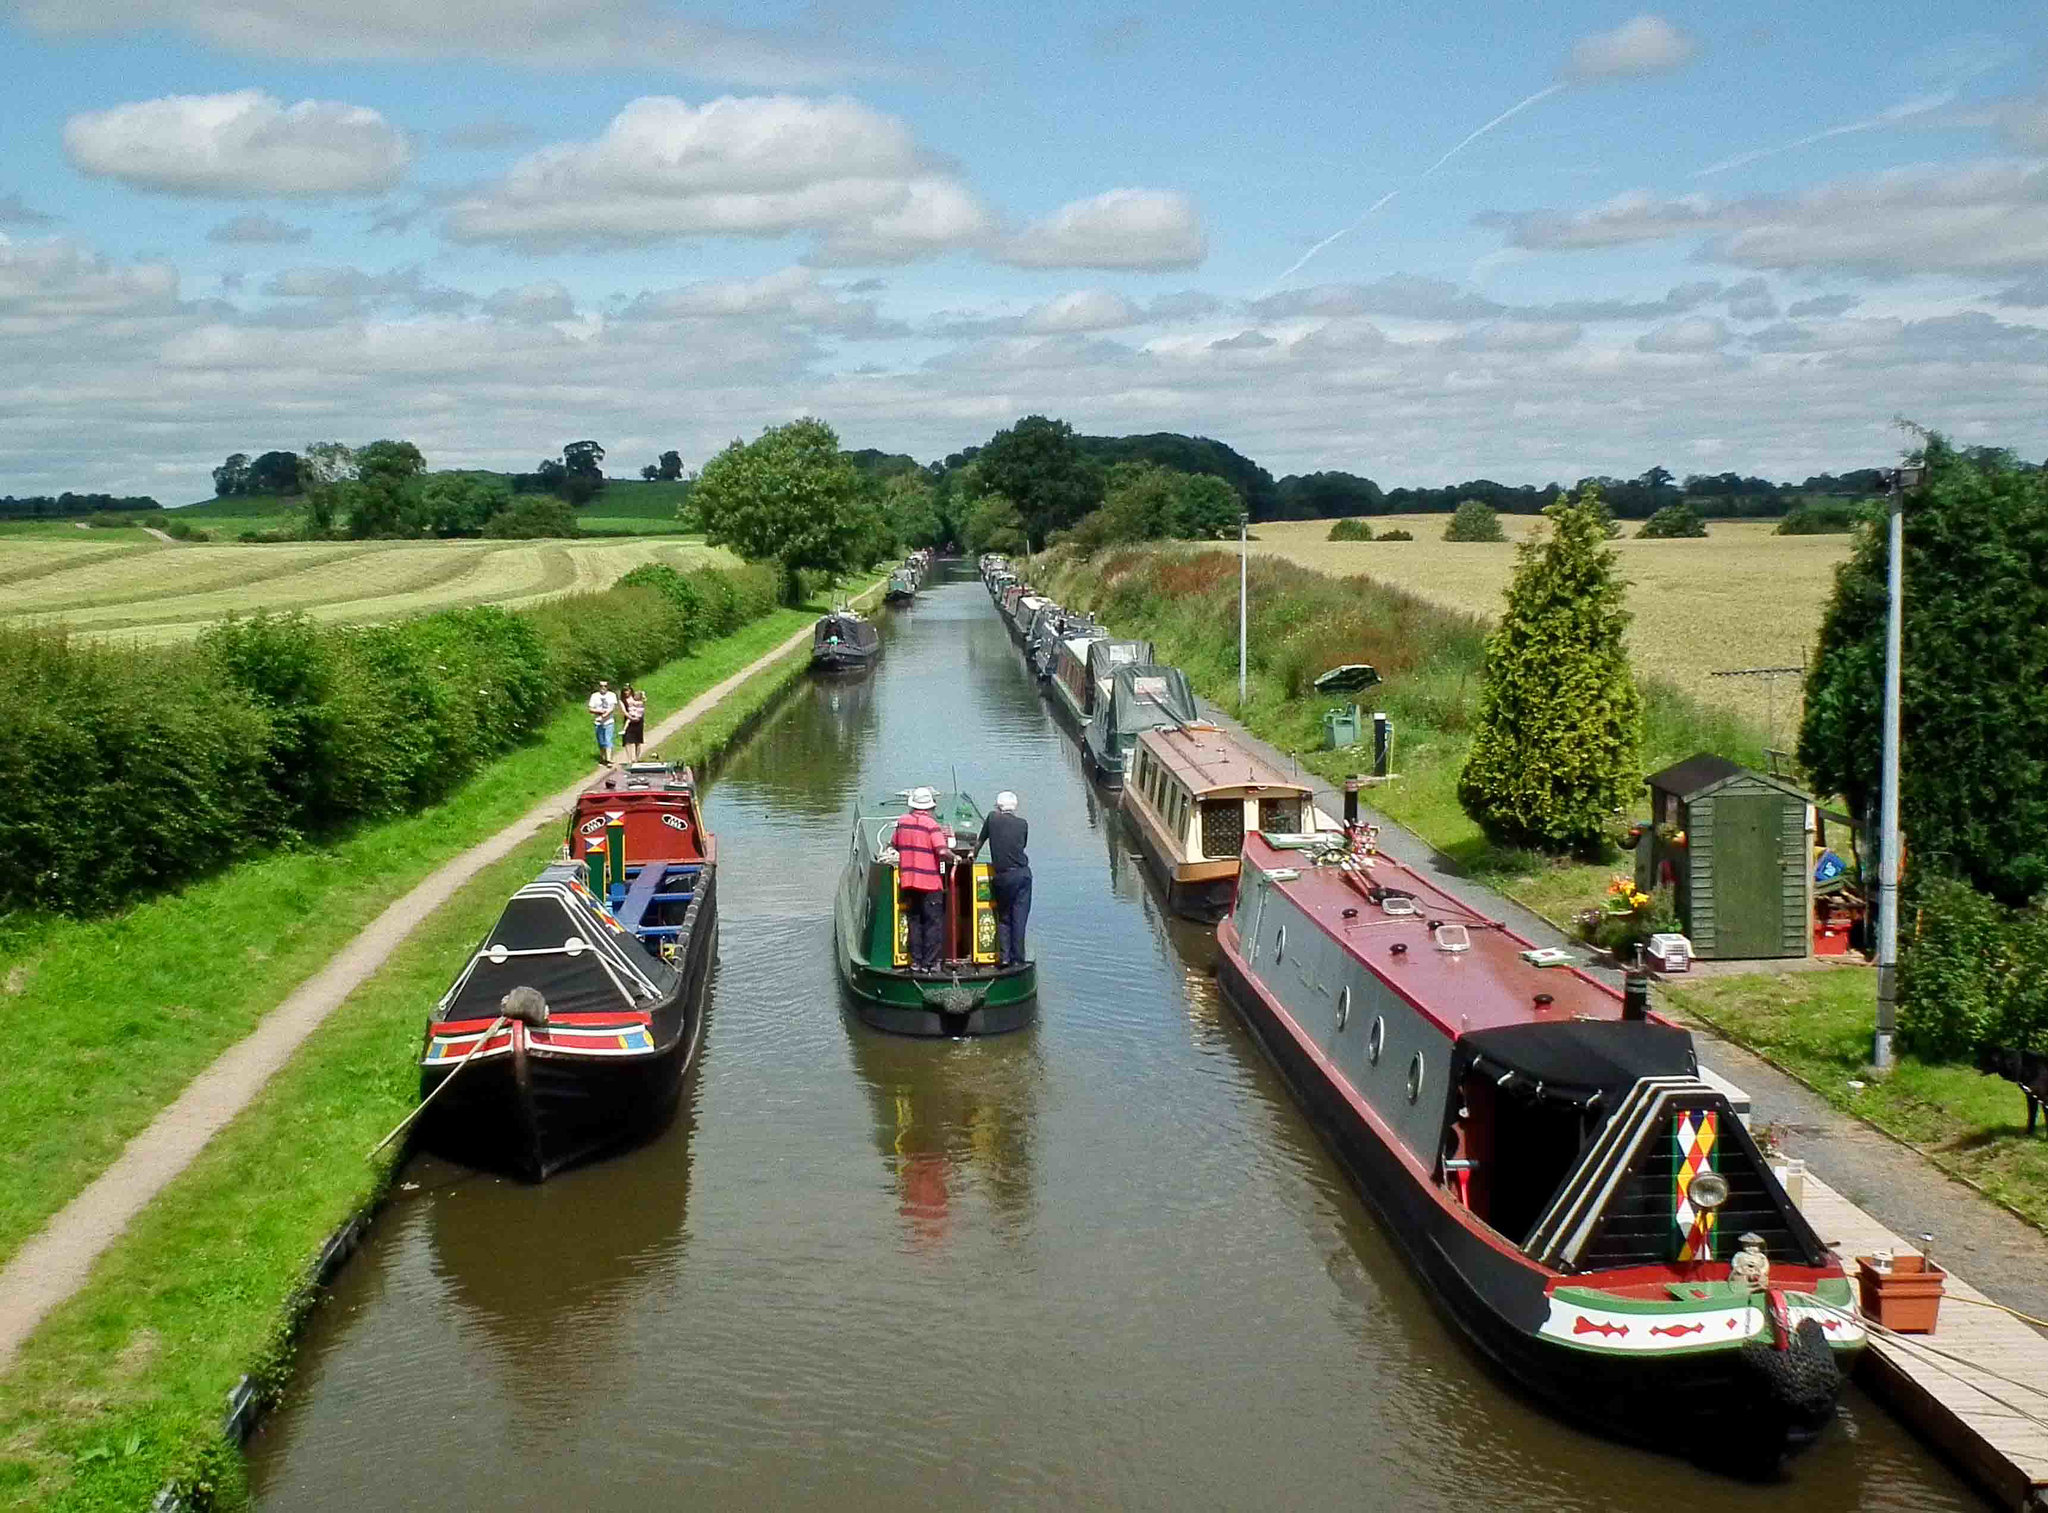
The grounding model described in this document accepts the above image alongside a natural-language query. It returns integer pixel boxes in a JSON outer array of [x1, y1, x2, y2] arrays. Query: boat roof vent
[[1433, 923, 1471, 952]]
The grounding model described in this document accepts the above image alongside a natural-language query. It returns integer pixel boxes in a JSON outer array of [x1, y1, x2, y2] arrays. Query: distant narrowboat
[[833, 790, 1037, 1036], [884, 569, 919, 605], [417, 761, 717, 1181], [1121, 723, 1334, 921], [1049, 634, 1152, 730], [1082, 663, 1199, 787], [811, 608, 881, 673]]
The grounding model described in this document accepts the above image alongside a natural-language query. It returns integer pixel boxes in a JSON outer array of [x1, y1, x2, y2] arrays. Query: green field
[[0, 535, 737, 642], [166, 476, 695, 539]]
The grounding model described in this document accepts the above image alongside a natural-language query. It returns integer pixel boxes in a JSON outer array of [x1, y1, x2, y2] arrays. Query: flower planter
[[1856, 1253, 1945, 1333]]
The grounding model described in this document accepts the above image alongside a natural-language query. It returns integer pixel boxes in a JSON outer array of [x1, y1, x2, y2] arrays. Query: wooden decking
[[1802, 1172, 2048, 1510]]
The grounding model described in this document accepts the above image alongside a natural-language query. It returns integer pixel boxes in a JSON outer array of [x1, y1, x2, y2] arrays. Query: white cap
[[907, 786, 937, 810], [995, 791, 1019, 812]]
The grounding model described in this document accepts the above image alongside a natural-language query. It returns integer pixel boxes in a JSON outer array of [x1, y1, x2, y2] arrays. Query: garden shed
[[1637, 754, 1813, 960]]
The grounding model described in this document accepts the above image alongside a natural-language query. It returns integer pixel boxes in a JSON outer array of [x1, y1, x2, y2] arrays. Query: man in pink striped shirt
[[893, 786, 949, 971]]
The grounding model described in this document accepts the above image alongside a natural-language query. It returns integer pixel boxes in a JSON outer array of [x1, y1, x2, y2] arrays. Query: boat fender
[[1737, 1316, 1840, 1430], [500, 986, 550, 1026]]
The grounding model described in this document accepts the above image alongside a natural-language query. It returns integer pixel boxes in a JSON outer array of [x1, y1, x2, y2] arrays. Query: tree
[[1176, 472, 1241, 539], [1444, 498, 1506, 542], [342, 439, 427, 537], [1638, 464, 1676, 493], [1328, 518, 1373, 541], [561, 440, 606, 506], [247, 450, 302, 495], [640, 464, 661, 481], [1458, 487, 1643, 850], [656, 449, 683, 481], [418, 474, 511, 536], [690, 417, 872, 603], [976, 415, 1103, 549], [483, 496, 580, 538], [963, 493, 1026, 555], [212, 453, 251, 497], [1800, 438, 2048, 905], [878, 471, 944, 549], [1637, 502, 1707, 538], [297, 441, 358, 536]]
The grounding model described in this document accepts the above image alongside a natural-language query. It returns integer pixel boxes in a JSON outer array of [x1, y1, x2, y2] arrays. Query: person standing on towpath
[[588, 679, 618, 766], [619, 685, 647, 763], [893, 786, 949, 971], [977, 790, 1031, 966]]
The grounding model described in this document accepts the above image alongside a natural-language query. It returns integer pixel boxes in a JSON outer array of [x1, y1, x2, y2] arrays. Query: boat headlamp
[[1687, 1172, 1730, 1212]]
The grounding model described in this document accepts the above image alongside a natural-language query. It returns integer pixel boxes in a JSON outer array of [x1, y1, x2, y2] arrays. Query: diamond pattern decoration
[[1673, 1109, 1718, 1261]]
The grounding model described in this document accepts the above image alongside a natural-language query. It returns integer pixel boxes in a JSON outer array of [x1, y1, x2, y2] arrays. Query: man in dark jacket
[[977, 790, 1032, 966]]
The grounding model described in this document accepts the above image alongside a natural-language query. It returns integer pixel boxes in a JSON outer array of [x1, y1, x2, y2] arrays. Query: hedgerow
[[0, 562, 777, 915]]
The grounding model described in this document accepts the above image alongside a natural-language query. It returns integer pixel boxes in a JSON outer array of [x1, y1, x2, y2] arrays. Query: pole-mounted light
[[1873, 461, 1923, 1071]]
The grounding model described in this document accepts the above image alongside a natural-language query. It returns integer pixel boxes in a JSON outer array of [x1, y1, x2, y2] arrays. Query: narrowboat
[[1001, 587, 1037, 635], [1082, 663, 1199, 787], [833, 790, 1037, 1036], [1011, 593, 1051, 645], [416, 761, 717, 1182], [1121, 723, 1335, 921], [1216, 827, 1862, 1471], [1028, 606, 1089, 680], [1049, 634, 1153, 731], [810, 607, 881, 673], [884, 568, 919, 605]]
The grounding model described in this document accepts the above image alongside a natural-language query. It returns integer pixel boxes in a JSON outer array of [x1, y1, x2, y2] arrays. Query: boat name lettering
[[579, 817, 606, 834], [661, 813, 690, 832]]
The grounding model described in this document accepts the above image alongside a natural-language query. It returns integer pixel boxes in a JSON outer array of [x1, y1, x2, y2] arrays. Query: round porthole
[[564, 936, 586, 957], [1367, 1016, 1384, 1065], [1336, 986, 1351, 1032], [487, 944, 508, 965], [1407, 1051, 1425, 1104], [1274, 926, 1286, 961]]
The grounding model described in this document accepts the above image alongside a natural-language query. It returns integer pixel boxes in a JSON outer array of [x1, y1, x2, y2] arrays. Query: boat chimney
[[585, 836, 607, 896], [1623, 948, 1651, 1022], [1343, 775, 1361, 830], [605, 810, 627, 900]]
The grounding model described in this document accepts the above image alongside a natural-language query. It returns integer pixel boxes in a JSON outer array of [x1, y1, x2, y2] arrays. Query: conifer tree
[[1458, 486, 1643, 849]]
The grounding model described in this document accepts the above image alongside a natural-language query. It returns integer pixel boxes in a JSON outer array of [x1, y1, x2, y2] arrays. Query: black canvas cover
[[813, 613, 878, 651], [1108, 664, 1198, 736], [1456, 1021, 1696, 1108], [436, 865, 677, 1022]]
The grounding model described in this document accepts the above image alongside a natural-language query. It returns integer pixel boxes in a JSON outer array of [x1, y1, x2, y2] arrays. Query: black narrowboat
[[811, 608, 881, 673]]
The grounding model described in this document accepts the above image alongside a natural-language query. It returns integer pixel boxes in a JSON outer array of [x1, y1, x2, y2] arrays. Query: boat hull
[[1213, 916, 1846, 1472], [839, 956, 1036, 1037], [1123, 801, 1235, 921], [811, 646, 878, 674], [419, 869, 718, 1181]]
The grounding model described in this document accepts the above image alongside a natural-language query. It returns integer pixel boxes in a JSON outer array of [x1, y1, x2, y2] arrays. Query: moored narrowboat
[[1082, 663, 1199, 787], [884, 569, 919, 605], [811, 608, 881, 673], [1215, 829, 1862, 1471], [416, 761, 717, 1182], [1045, 625, 1109, 725], [1121, 723, 1335, 920], [833, 790, 1037, 1036]]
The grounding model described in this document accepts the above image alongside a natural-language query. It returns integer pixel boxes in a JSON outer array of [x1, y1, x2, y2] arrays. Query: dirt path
[[140, 526, 175, 543], [0, 619, 818, 1373]]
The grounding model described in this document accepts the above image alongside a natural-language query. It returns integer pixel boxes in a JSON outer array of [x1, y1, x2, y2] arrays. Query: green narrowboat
[[833, 790, 1038, 1036]]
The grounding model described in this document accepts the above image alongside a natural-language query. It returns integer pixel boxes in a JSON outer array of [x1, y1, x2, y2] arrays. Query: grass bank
[[0, 623, 821, 1512], [0, 603, 818, 1271], [1040, 546, 1762, 924], [1663, 971, 2048, 1233]]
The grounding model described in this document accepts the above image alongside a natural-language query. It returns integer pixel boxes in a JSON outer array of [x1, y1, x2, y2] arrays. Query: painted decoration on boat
[[1674, 1109, 1718, 1260]]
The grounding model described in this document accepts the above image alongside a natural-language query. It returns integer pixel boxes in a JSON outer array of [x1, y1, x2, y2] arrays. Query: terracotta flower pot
[[1856, 1254, 1945, 1334]]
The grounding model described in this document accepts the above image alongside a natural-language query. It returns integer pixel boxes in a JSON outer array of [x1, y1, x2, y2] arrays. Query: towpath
[[1196, 696, 2048, 1324], [0, 617, 821, 1373]]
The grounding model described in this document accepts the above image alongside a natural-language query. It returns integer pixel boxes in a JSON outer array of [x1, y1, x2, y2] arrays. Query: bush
[[1444, 499, 1505, 542], [1377, 528, 1414, 541], [0, 563, 780, 917], [1777, 499, 1868, 535], [1327, 518, 1373, 542], [1897, 875, 2048, 1061], [482, 497, 581, 539], [1637, 503, 1708, 539], [160, 517, 211, 542]]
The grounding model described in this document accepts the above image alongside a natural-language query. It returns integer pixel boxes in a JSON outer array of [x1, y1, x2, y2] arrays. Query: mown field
[[1248, 516, 1855, 742], [150, 476, 696, 539], [0, 536, 737, 642]]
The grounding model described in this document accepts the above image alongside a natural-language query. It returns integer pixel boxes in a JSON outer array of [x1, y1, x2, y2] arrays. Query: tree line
[[0, 493, 161, 519]]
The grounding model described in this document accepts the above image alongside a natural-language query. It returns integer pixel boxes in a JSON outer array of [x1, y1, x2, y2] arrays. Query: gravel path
[[1195, 696, 2048, 1325], [0, 620, 817, 1373]]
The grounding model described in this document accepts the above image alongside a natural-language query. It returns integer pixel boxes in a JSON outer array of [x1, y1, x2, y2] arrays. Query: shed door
[[1713, 794, 1783, 958]]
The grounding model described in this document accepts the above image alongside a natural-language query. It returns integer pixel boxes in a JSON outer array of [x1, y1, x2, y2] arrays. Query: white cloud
[[1723, 277, 1778, 321], [1637, 317, 1730, 353], [63, 91, 409, 198], [621, 265, 893, 333], [1561, 15, 1699, 82], [482, 280, 575, 322], [1492, 190, 1721, 250], [0, 236, 181, 334], [207, 212, 309, 244], [1459, 320, 1581, 352], [443, 95, 990, 262], [998, 189, 1207, 271], [0, 192, 56, 228], [1022, 289, 1141, 333], [18, 0, 893, 86]]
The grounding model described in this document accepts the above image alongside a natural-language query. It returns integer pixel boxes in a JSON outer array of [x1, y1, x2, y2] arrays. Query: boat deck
[[1798, 1172, 2048, 1510]]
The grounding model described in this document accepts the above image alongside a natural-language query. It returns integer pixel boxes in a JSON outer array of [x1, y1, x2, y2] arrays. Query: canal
[[246, 570, 1982, 1511]]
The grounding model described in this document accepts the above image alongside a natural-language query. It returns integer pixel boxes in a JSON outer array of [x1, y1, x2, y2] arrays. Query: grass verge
[[0, 604, 819, 1269], [1662, 970, 2048, 1233], [0, 615, 822, 1512]]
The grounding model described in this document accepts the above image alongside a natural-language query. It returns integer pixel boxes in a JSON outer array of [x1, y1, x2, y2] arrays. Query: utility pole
[[1873, 462, 1923, 1071], [1237, 512, 1249, 709]]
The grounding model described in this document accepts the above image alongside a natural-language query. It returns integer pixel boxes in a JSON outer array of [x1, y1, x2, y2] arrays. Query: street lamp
[[1872, 460, 1924, 1072], [1237, 512, 1249, 709]]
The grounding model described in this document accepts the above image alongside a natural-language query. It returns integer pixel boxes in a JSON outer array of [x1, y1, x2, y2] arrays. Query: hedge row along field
[[0, 561, 778, 916], [0, 538, 733, 643]]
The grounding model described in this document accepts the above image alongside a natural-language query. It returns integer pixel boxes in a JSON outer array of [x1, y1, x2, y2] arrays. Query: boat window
[[1200, 799, 1247, 859], [1336, 986, 1350, 1031], [1407, 1052, 1425, 1104], [1274, 925, 1286, 961], [1260, 796, 1304, 834], [1368, 1015, 1384, 1064]]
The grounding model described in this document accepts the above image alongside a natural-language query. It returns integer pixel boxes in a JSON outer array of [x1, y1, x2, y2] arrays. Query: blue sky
[[3, 1, 2045, 500]]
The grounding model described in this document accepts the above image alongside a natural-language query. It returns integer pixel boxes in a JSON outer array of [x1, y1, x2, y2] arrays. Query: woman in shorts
[[620, 685, 647, 762]]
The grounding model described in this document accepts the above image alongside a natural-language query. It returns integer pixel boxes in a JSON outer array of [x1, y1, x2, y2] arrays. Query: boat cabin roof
[[1240, 831, 1644, 1040], [1135, 724, 1312, 798], [852, 790, 988, 857]]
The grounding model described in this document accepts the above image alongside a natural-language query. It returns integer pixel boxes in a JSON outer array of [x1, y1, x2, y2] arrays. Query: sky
[[4, 1, 2047, 501]]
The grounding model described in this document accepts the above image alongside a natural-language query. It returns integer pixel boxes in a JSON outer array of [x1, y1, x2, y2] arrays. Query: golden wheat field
[[1248, 517, 1857, 744], [0, 537, 739, 643]]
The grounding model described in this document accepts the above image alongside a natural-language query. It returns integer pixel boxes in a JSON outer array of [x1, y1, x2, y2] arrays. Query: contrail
[[1261, 83, 1565, 297], [1695, 92, 1954, 177]]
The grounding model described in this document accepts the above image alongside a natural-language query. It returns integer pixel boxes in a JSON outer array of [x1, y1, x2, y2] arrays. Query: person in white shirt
[[588, 680, 619, 765]]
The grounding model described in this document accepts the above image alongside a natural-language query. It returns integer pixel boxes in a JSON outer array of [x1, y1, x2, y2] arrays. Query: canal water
[[246, 570, 1982, 1511]]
